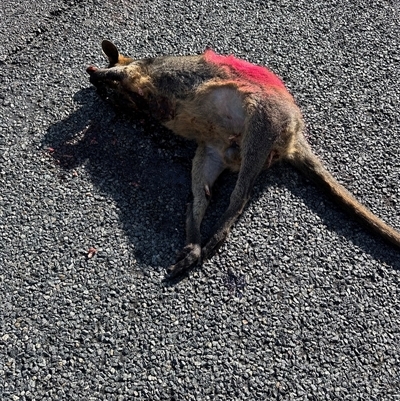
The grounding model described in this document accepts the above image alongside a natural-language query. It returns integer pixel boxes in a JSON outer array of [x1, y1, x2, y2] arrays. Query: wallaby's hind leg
[[166, 144, 225, 277], [202, 110, 278, 260]]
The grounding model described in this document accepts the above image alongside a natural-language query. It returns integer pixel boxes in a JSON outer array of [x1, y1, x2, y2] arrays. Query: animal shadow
[[43, 87, 399, 272], [43, 87, 196, 265]]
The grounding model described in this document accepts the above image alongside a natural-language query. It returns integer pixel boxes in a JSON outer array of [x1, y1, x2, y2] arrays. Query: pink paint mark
[[204, 49, 285, 89]]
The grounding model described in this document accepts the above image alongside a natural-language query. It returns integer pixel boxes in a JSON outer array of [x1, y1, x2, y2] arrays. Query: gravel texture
[[1, 0, 400, 399]]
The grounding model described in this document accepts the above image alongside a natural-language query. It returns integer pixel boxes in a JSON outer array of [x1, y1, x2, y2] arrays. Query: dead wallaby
[[87, 40, 400, 277]]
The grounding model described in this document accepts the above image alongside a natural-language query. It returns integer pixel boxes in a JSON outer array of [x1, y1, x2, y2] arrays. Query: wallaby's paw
[[165, 244, 201, 278]]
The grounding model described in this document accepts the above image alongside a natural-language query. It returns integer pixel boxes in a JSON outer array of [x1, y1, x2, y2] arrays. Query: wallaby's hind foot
[[166, 244, 202, 278]]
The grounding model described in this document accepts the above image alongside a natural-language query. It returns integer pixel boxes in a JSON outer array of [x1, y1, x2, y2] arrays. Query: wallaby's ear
[[102, 40, 119, 65]]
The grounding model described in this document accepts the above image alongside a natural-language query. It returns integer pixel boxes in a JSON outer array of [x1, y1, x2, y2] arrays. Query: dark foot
[[166, 244, 201, 278]]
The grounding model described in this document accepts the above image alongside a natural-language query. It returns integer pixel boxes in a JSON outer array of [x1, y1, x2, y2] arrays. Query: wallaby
[[87, 40, 400, 277]]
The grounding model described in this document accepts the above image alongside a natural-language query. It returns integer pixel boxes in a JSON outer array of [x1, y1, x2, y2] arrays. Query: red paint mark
[[87, 247, 97, 259], [204, 49, 285, 89]]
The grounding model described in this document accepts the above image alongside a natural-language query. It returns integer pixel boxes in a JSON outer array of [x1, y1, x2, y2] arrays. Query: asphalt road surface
[[1, 0, 399, 399]]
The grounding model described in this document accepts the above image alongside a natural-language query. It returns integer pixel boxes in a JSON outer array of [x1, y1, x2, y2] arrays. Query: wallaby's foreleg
[[202, 110, 278, 260], [166, 144, 225, 277]]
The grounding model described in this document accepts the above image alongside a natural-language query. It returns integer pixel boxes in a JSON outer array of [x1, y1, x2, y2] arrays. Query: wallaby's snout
[[86, 65, 127, 89], [86, 65, 102, 87], [86, 65, 98, 75]]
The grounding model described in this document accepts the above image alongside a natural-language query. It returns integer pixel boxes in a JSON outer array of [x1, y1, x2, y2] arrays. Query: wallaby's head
[[87, 40, 154, 110], [86, 40, 134, 84]]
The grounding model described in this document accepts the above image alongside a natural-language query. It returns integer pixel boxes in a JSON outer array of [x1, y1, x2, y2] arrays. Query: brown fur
[[87, 40, 400, 277]]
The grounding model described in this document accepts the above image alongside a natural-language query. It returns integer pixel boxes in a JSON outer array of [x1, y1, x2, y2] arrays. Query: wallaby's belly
[[164, 84, 246, 146]]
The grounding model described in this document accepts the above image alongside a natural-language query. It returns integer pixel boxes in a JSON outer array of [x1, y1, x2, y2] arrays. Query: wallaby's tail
[[285, 135, 400, 248]]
